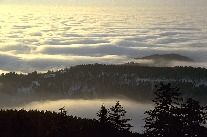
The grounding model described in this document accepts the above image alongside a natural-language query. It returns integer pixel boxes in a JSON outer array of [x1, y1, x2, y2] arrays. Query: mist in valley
[[0, 93, 152, 132]]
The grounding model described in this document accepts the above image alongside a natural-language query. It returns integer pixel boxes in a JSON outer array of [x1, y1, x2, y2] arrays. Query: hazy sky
[[1, 0, 207, 7]]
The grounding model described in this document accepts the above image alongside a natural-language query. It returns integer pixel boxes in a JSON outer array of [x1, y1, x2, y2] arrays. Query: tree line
[[0, 83, 207, 137], [0, 64, 207, 105]]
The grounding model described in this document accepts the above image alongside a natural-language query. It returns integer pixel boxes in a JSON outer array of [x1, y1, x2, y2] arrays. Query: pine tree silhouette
[[97, 105, 109, 124], [144, 83, 207, 137], [180, 98, 207, 137], [109, 101, 132, 131], [144, 83, 182, 137]]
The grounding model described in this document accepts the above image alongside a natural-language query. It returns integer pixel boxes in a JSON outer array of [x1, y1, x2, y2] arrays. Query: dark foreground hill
[[0, 83, 207, 137], [0, 109, 139, 137]]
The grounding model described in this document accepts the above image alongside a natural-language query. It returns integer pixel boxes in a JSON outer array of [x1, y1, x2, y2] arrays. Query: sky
[[0, 0, 207, 7]]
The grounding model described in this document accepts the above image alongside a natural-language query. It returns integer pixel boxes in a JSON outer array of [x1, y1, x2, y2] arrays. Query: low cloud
[[30, 32, 42, 36], [0, 7, 207, 73], [0, 53, 22, 72], [37, 44, 139, 57], [43, 38, 110, 45]]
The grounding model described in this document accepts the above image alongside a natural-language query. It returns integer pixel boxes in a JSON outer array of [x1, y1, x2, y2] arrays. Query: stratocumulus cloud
[[0, 6, 207, 73]]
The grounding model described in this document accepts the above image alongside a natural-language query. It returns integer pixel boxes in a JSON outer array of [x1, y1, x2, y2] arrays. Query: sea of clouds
[[0, 6, 207, 73]]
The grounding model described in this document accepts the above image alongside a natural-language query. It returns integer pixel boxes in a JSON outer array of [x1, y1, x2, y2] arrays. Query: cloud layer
[[0, 6, 207, 73]]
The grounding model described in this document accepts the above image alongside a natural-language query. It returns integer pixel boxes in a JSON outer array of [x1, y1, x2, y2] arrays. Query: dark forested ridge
[[0, 64, 207, 105], [0, 109, 138, 137], [0, 83, 207, 137], [0, 100, 137, 137]]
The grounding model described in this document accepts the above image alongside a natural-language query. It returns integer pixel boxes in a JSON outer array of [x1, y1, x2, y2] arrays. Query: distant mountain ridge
[[135, 54, 194, 62], [0, 64, 207, 106]]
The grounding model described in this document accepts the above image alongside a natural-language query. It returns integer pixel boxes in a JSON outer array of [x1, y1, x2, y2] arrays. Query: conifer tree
[[180, 98, 207, 137], [109, 101, 132, 131], [97, 105, 109, 124], [144, 83, 182, 137]]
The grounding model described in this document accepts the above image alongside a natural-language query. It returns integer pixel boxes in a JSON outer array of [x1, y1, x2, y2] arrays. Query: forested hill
[[0, 64, 207, 105], [0, 109, 137, 137]]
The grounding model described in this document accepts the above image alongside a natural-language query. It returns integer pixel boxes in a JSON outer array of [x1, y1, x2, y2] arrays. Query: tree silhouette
[[59, 106, 67, 117], [97, 105, 109, 124], [0, 109, 137, 137], [144, 83, 182, 137], [109, 101, 132, 131], [144, 83, 207, 137], [180, 98, 207, 137]]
